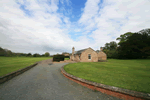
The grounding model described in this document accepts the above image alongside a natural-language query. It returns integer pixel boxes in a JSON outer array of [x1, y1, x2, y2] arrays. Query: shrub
[[64, 56, 69, 58], [53, 55, 65, 62], [45, 52, 50, 57], [26, 53, 32, 57], [33, 53, 41, 57]]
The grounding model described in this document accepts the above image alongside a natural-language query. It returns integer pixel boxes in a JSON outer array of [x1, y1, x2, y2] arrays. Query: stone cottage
[[70, 47, 107, 62]]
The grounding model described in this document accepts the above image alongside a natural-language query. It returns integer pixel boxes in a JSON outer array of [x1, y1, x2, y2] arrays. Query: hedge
[[64, 56, 69, 58], [53, 55, 65, 62]]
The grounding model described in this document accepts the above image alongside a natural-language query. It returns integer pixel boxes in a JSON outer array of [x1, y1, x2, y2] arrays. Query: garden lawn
[[0, 57, 52, 76], [65, 58, 70, 60], [64, 59, 150, 93]]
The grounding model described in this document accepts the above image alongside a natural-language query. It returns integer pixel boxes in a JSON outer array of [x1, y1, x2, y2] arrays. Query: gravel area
[[0, 59, 122, 100]]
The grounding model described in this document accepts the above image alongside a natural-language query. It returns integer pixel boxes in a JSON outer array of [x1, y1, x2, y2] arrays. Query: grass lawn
[[0, 57, 52, 76], [64, 59, 150, 93], [65, 58, 70, 60]]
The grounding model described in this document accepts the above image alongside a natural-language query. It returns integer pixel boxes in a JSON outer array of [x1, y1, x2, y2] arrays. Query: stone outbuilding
[[70, 47, 107, 62]]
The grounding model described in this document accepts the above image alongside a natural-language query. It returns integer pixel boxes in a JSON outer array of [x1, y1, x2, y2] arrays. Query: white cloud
[[0, 0, 150, 55], [0, 0, 72, 54], [78, 0, 150, 47]]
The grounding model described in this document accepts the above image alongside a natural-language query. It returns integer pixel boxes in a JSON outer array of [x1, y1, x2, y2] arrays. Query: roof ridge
[[75, 48, 88, 52]]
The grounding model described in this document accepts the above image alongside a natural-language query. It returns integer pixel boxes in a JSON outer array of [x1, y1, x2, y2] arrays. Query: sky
[[0, 0, 150, 55]]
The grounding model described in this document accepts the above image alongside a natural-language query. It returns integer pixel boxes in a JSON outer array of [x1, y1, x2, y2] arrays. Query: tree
[[103, 41, 118, 58], [26, 53, 32, 57], [41, 54, 45, 57], [33, 53, 41, 57], [104, 43, 110, 50], [117, 29, 150, 59], [103, 41, 117, 51], [6, 50, 13, 57], [0, 47, 6, 56], [109, 41, 117, 50], [138, 28, 150, 35], [45, 52, 50, 57], [137, 28, 150, 57], [116, 32, 134, 45]]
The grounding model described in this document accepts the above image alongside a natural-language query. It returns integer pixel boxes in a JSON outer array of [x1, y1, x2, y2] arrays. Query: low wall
[[0, 62, 38, 84], [61, 65, 150, 100], [98, 60, 108, 62], [53, 60, 77, 63]]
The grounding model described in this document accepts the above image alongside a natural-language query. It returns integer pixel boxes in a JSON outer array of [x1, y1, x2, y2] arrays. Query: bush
[[33, 53, 41, 57], [45, 52, 50, 57], [64, 56, 69, 58], [26, 53, 32, 57], [53, 55, 65, 62]]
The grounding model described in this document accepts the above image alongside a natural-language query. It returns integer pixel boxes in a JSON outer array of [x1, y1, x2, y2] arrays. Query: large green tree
[[103, 41, 118, 58], [104, 41, 117, 50], [117, 28, 150, 59], [116, 32, 134, 45], [0, 47, 6, 56]]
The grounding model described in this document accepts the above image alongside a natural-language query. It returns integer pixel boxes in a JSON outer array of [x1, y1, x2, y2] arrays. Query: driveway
[[0, 59, 121, 100]]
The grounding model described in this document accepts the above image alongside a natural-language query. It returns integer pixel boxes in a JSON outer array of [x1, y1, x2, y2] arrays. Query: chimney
[[72, 47, 75, 55], [100, 47, 103, 51]]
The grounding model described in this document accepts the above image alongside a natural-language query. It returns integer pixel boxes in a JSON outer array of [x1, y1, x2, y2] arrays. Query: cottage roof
[[74, 48, 88, 54], [96, 50, 100, 53], [70, 47, 99, 55], [62, 52, 69, 54]]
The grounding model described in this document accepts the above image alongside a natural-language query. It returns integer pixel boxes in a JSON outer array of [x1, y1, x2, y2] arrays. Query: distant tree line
[[0, 47, 51, 57], [102, 28, 150, 59]]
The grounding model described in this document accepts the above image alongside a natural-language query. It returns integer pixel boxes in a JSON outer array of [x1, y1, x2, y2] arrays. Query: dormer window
[[88, 54, 91, 60]]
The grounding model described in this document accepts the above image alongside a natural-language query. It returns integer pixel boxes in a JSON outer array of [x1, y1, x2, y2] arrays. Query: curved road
[[0, 59, 121, 100]]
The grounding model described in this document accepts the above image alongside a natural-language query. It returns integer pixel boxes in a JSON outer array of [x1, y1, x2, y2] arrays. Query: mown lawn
[[0, 57, 52, 76], [64, 59, 150, 93], [65, 58, 70, 60]]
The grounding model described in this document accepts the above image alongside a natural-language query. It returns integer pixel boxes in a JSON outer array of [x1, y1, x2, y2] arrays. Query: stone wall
[[0, 63, 38, 84], [97, 51, 107, 61], [61, 65, 149, 100], [74, 55, 80, 62]]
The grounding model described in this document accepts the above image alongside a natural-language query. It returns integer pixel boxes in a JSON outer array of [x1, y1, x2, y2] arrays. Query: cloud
[[0, 0, 72, 54], [0, 0, 150, 55], [78, 0, 150, 45]]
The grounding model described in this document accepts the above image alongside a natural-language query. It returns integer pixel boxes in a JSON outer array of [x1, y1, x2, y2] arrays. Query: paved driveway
[[0, 59, 121, 100]]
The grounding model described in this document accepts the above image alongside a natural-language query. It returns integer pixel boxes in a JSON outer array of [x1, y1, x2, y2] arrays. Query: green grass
[[64, 59, 150, 93], [65, 58, 70, 60], [0, 57, 52, 76]]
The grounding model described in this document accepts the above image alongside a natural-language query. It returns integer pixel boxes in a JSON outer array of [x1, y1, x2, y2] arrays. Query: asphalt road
[[0, 59, 122, 100]]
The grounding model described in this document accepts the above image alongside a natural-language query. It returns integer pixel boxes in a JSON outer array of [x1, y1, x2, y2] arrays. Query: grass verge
[[0, 57, 52, 76], [65, 58, 70, 60], [64, 59, 150, 93]]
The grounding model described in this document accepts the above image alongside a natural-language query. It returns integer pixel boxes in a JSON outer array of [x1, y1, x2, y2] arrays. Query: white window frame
[[88, 54, 91, 60]]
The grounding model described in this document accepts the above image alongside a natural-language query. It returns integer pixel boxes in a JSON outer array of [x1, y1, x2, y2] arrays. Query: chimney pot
[[72, 47, 75, 55], [100, 47, 103, 51]]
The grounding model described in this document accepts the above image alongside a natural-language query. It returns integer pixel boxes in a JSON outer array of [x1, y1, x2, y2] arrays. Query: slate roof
[[74, 48, 88, 55], [70, 47, 100, 55], [62, 52, 69, 54], [96, 50, 100, 53]]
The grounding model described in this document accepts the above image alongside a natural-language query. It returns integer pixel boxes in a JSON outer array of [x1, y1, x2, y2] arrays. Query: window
[[79, 55, 80, 60], [88, 54, 91, 59]]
